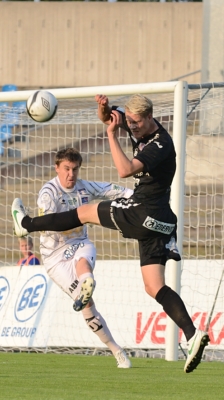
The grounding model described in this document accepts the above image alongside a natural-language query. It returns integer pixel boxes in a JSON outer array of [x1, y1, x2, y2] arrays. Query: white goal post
[[0, 81, 224, 363]]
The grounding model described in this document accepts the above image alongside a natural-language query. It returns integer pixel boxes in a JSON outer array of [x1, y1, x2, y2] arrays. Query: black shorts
[[97, 198, 181, 267]]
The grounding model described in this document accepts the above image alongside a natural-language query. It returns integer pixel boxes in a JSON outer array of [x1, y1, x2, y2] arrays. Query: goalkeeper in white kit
[[35, 147, 132, 368]]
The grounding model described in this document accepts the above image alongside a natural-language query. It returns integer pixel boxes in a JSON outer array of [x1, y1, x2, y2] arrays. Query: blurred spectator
[[2, 84, 17, 92], [17, 236, 40, 266]]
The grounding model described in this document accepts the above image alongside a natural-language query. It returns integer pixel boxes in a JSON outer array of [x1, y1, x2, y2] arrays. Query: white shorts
[[47, 240, 96, 301]]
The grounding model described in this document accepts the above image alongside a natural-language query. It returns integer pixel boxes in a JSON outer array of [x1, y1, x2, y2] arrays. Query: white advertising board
[[0, 260, 224, 349]]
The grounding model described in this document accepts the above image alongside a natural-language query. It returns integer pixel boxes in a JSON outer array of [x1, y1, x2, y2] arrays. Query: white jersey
[[37, 176, 133, 270]]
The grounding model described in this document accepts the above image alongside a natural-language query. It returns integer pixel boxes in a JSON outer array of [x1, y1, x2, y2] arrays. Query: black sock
[[22, 209, 83, 233], [155, 285, 196, 341]]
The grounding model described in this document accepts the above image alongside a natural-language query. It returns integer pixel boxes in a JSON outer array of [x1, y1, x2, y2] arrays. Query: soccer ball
[[26, 90, 58, 122]]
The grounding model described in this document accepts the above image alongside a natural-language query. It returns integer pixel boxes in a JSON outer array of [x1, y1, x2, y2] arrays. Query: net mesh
[[0, 85, 224, 360]]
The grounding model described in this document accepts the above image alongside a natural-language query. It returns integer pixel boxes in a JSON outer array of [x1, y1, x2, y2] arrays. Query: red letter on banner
[[136, 312, 156, 344], [151, 312, 166, 344]]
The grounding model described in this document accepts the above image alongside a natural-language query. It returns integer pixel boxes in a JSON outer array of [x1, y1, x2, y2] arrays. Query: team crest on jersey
[[40, 192, 51, 204]]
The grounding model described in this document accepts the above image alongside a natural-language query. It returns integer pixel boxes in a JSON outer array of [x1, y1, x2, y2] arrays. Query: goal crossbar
[[0, 81, 179, 102]]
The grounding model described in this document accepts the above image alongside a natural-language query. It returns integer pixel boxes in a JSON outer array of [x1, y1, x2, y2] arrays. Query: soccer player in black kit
[[12, 93, 209, 373]]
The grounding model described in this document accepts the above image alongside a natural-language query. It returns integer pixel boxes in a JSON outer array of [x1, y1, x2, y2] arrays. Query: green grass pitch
[[0, 353, 223, 400]]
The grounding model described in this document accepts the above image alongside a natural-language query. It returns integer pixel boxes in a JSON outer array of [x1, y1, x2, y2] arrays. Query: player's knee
[[75, 258, 93, 277], [78, 203, 100, 225], [144, 283, 158, 299]]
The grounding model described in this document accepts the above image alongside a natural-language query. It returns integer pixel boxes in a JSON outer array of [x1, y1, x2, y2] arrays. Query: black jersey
[[112, 106, 176, 208]]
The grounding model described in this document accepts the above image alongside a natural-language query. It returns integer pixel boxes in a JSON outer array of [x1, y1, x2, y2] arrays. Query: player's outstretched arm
[[107, 111, 144, 178], [95, 94, 112, 125]]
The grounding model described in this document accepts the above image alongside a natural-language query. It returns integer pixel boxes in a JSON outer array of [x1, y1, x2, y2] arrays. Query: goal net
[[0, 82, 223, 363]]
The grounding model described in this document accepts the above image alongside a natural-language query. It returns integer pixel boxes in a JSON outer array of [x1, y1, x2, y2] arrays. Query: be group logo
[[0, 276, 10, 311], [15, 274, 47, 322]]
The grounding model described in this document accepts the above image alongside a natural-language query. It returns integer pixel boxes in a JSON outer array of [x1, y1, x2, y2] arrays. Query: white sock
[[82, 303, 120, 355], [78, 272, 94, 283]]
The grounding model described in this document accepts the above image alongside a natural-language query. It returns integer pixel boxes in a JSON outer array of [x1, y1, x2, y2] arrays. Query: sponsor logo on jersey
[[68, 198, 77, 206], [69, 279, 79, 294], [112, 184, 122, 191], [154, 141, 163, 148], [111, 198, 139, 209], [78, 189, 87, 195], [81, 197, 89, 204], [38, 208, 46, 233], [143, 216, 175, 235], [64, 242, 84, 260]]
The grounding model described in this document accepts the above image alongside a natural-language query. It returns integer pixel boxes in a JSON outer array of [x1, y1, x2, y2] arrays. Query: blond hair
[[18, 236, 33, 246], [124, 94, 153, 117]]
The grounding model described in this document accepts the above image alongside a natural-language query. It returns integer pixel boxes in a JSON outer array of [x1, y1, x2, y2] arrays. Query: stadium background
[[0, 2, 202, 87]]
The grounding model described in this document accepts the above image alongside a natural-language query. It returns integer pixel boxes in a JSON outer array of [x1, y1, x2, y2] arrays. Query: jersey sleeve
[[82, 180, 133, 201], [135, 133, 174, 172], [37, 185, 57, 215]]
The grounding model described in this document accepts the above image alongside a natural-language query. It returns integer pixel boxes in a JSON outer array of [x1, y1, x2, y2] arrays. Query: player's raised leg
[[11, 198, 99, 235]]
